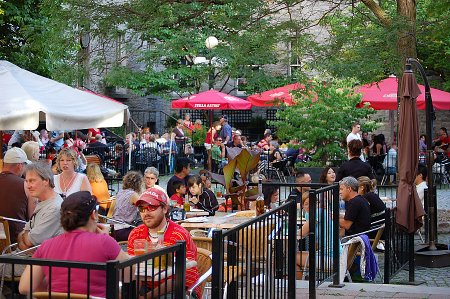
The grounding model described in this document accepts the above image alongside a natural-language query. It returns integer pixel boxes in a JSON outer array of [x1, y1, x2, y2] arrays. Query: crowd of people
[[1, 118, 448, 296], [0, 144, 203, 297]]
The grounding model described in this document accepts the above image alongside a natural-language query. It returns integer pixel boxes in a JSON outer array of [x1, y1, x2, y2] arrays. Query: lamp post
[[408, 58, 450, 268], [205, 36, 218, 170], [205, 36, 218, 90], [79, 31, 90, 88]]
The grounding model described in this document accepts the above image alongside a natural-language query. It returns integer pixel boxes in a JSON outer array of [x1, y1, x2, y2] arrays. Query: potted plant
[[210, 147, 261, 210]]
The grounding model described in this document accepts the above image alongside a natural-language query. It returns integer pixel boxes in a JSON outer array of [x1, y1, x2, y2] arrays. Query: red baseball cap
[[135, 187, 168, 206]]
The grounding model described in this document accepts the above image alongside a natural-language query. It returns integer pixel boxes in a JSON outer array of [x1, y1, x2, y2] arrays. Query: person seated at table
[[339, 176, 371, 236], [268, 141, 283, 164], [144, 167, 168, 197], [357, 176, 385, 220], [127, 188, 200, 298], [170, 180, 186, 207], [257, 133, 272, 151], [263, 185, 280, 210], [288, 171, 312, 207], [187, 175, 219, 216], [53, 148, 92, 198], [86, 163, 110, 214], [166, 157, 191, 198], [296, 191, 334, 276], [19, 191, 129, 297], [319, 167, 336, 184], [112, 171, 143, 242]]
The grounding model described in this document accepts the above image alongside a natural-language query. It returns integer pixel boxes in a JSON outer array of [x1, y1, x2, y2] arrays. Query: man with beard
[[127, 188, 200, 298]]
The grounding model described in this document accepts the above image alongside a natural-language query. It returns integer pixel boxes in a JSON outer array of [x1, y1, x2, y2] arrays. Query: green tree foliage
[[313, 0, 450, 90], [34, 0, 316, 97], [273, 77, 379, 166]]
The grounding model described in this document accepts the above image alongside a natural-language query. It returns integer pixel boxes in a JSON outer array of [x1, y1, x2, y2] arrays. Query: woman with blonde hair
[[86, 163, 110, 211], [357, 176, 386, 224], [54, 148, 92, 198]]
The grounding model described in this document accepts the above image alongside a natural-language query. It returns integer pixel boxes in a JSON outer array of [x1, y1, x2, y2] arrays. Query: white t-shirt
[[416, 181, 428, 206], [346, 132, 365, 161]]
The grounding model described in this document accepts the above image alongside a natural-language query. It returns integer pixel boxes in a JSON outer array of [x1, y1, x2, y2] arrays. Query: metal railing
[[383, 208, 415, 284], [211, 200, 297, 299], [0, 242, 186, 299], [307, 184, 341, 297]]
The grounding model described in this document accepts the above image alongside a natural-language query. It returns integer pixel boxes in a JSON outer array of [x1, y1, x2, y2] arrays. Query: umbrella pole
[[0, 131, 3, 172], [208, 110, 213, 171]]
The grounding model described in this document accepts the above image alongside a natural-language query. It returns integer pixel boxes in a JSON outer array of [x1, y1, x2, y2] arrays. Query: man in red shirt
[[127, 188, 200, 298]]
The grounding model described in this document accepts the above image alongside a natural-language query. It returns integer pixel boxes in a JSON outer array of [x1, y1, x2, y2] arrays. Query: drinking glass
[[133, 239, 148, 256]]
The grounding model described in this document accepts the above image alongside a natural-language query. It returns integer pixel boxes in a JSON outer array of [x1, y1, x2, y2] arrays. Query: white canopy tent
[[0, 60, 128, 130]]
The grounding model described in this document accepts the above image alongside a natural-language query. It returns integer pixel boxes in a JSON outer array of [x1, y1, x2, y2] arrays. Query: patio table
[[180, 213, 254, 231]]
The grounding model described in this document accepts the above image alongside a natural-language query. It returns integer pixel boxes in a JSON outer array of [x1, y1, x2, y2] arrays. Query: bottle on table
[[154, 230, 166, 268], [256, 178, 265, 216], [183, 194, 191, 212]]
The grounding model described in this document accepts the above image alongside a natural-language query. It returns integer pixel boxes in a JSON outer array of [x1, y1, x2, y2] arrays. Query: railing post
[[288, 199, 297, 299], [408, 232, 415, 283], [105, 260, 119, 299], [330, 184, 343, 287], [384, 208, 391, 284], [174, 241, 187, 299], [308, 191, 316, 299], [211, 229, 224, 299]]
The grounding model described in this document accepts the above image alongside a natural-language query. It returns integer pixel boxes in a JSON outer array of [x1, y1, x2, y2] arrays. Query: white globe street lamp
[[205, 36, 219, 50]]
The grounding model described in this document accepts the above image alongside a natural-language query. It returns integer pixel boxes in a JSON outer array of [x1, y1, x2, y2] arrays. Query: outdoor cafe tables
[[180, 212, 254, 231]]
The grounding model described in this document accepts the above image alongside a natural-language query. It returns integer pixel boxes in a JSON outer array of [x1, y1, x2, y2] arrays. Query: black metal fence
[[210, 200, 297, 299], [307, 184, 341, 298], [383, 208, 415, 284], [0, 242, 186, 298]]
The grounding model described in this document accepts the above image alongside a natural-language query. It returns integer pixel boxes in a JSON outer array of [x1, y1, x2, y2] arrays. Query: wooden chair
[[0, 217, 13, 254], [192, 236, 212, 252], [33, 292, 103, 299], [85, 155, 102, 167], [187, 248, 212, 298], [106, 198, 116, 219]]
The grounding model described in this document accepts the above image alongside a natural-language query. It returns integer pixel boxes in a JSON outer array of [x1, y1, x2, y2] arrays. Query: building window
[[288, 38, 301, 77]]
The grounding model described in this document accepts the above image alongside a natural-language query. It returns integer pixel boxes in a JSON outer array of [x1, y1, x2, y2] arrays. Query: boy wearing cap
[[127, 187, 200, 298], [0, 147, 33, 243]]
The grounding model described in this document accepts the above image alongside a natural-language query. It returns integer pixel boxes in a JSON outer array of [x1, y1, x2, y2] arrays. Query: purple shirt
[[33, 230, 121, 297]]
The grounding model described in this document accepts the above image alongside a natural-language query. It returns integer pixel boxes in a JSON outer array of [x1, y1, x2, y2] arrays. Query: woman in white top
[[54, 148, 92, 199]]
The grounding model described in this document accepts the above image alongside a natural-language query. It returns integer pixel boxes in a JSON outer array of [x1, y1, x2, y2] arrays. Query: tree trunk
[[397, 0, 417, 68]]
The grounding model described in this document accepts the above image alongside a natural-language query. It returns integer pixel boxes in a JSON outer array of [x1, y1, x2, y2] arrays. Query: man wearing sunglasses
[[127, 187, 200, 298]]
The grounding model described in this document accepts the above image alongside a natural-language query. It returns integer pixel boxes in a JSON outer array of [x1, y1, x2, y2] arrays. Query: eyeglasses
[[216, 139, 222, 142], [138, 205, 160, 213], [144, 176, 157, 180]]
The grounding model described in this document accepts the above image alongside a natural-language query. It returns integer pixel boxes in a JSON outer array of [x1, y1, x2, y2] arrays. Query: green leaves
[[273, 77, 378, 166]]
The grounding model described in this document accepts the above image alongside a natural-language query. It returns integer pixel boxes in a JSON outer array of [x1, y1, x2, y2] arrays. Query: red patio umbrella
[[171, 90, 252, 110], [356, 76, 450, 110], [247, 83, 304, 107]]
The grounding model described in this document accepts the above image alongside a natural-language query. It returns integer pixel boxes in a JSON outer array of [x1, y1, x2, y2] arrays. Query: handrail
[[160, 110, 194, 132]]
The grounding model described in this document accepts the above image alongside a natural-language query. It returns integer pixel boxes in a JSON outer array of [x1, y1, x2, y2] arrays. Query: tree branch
[[360, 0, 391, 26]]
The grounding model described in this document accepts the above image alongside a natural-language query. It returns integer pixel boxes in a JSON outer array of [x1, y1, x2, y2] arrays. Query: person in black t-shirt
[[339, 176, 371, 236], [336, 139, 375, 181]]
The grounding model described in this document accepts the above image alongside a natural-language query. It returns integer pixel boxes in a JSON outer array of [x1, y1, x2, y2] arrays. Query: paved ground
[[296, 280, 450, 298]]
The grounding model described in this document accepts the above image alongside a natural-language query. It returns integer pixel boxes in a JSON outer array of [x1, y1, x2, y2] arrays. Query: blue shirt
[[219, 123, 232, 142]]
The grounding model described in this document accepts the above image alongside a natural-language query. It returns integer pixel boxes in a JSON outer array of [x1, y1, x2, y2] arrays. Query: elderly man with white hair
[[338, 176, 371, 236]]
